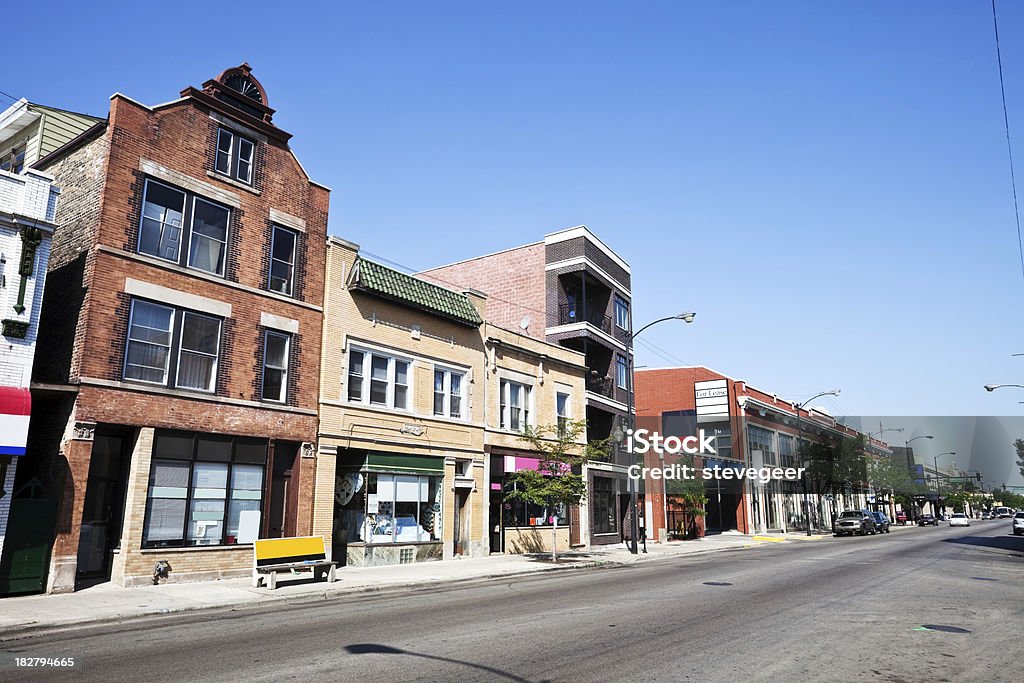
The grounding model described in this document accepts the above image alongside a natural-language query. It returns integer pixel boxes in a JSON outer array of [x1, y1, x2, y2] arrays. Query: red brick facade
[[22, 66, 328, 591]]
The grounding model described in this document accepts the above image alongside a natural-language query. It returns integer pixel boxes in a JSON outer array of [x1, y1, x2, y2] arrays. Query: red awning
[[0, 386, 30, 416], [0, 386, 31, 457]]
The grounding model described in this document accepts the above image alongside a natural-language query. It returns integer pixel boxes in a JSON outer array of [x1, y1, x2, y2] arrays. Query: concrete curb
[[0, 540, 758, 641], [0, 559, 611, 642]]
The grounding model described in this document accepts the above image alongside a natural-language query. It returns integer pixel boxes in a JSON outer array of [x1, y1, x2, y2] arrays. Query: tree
[[506, 419, 591, 562], [1015, 438, 1024, 480], [804, 434, 867, 522], [664, 453, 707, 539]]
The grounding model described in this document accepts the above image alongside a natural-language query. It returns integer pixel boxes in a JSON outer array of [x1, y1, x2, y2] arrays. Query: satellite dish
[[519, 315, 531, 330]]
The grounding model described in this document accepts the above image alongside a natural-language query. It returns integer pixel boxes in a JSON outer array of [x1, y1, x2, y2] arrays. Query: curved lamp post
[[794, 389, 841, 536], [933, 451, 956, 516], [620, 312, 696, 555], [868, 426, 904, 521], [984, 384, 1024, 391]]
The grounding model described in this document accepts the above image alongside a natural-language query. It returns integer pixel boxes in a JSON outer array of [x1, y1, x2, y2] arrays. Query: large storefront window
[[142, 431, 267, 548], [748, 425, 776, 466], [335, 462, 442, 545], [592, 476, 618, 534], [502, 480, 568, 527]]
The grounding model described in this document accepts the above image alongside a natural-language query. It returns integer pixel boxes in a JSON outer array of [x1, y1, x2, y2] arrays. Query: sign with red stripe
[[0, 386, 31, 457]]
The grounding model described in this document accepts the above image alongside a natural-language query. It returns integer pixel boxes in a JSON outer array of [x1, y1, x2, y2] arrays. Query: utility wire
[[992, 0, 1024, 284], [360, 247, 697, 369]]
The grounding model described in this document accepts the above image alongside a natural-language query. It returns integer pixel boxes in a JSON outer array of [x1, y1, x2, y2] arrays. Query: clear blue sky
[[6, 1, 1024, 417]]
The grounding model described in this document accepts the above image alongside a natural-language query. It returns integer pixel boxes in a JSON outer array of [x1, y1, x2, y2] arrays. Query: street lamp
[[984, 384, 1024, 391], [623, 312, 696, 555], [794, 389, 841, 536], [933, 451, 956, 516], [905, 435, 934, 522], [867, 426, 904, 521]]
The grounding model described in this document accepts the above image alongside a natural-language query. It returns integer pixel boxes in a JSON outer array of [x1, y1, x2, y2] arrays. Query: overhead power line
[[992, 0, 1024, 285]]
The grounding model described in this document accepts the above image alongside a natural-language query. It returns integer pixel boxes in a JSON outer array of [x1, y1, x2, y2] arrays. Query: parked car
[[948, 512, 971, 527], [981, 511, 992, 520], [995, 506, 1012, 519], [870, 511, 891, 533], [895, 511, 908, 525], [834, 510, 876, 536], [917, 514, 939, 526], [1013, 511, 1024, 536]]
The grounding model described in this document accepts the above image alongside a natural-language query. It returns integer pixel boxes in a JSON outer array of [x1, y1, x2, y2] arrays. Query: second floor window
[[139, 179, 230, 276], [348, 349, 410, 410], [616, 354, 629, 390], [499, 379, 532, 431], [0, 143, 26, 174], [215, 128, 255, 185], [556, 392, 570, 435], [268, 225, 297, 296], [124, 299, 221, 393], [433, 368, 465, 419], [261, 330, 290, 403]]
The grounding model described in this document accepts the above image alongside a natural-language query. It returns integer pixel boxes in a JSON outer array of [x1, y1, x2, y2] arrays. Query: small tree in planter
[[664, 454, 707, 539], [505, 419, 593, 562]]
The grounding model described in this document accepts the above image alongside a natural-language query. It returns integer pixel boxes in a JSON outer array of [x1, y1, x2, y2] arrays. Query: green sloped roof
[[350, 257, 483, 327]]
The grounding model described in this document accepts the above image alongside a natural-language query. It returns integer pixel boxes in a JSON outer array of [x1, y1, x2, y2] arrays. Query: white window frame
[[268, 225, 297, 296], [614, 295, 629, 330], [556, 391, 571, 434], [433, 367, 467, 419], [499, 379, 534, 432], [215, 127, 255, 185], [261, 330, 290, 403], [124, 300, 175, 386], [138, 178, 231, 277], [124, 298, 222, 393], [347, 346, 413, 411], [616, 354, 629, 390]]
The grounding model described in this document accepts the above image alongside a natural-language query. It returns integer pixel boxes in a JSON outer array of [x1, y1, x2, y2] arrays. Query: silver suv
[[1013, 511, 1024, 536], [834, 510, 876, 536]]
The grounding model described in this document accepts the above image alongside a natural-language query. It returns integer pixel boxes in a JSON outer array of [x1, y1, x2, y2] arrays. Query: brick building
[[421, 226, 632, 547], [0, 166, 59, 593], [483, 322, 588, 554], [635, 366, 892, 539], [17, 64, 328, 591], [316, 238, 488, 566]]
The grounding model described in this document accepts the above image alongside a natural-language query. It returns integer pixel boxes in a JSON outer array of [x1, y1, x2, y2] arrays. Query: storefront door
[[75, 429, 131, 581]]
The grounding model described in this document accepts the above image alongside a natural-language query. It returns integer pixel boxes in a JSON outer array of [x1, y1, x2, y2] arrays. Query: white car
[[948, 513, 971, 527], [1013, 511, 1024, 536]]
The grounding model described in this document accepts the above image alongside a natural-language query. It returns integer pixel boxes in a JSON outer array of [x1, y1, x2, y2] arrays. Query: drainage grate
[[703, 581, 733, 586], [970, 576, 998, 581], [399, 547, 415, 564], [917, 625, 971, 634]]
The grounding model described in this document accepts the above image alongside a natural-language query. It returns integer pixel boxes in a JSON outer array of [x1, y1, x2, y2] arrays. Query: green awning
[[364, 453, 444, 475]]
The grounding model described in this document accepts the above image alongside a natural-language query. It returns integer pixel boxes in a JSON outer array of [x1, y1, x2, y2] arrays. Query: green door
[[0, 496, 57, 595]]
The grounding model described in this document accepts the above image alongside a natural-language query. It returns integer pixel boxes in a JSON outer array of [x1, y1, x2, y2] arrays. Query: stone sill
[[139, 545, 252, 554]]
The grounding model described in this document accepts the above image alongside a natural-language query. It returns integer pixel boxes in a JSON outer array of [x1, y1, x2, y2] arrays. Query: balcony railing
[[559, 305, 611, 334], [586, 375, 615, 399]]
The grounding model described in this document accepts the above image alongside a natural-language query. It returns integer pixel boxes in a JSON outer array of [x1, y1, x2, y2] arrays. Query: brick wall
[[419, 242, 547, 340], [26, 78, 330, 590]]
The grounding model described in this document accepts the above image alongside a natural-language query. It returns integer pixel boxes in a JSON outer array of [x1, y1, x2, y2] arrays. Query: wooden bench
[[252, 536, 336, 590]]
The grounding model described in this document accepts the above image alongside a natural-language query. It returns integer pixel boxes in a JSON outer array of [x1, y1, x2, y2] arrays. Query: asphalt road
[[3, 521, 1023, 682]]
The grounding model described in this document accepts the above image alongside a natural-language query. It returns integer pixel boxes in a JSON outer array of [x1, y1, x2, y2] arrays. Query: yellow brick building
[[316, 237, 488, 565], [482, 323, 588, 554]]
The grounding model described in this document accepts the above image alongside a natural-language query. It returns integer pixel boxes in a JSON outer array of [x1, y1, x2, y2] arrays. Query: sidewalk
[[0, 533, 760, 638]]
